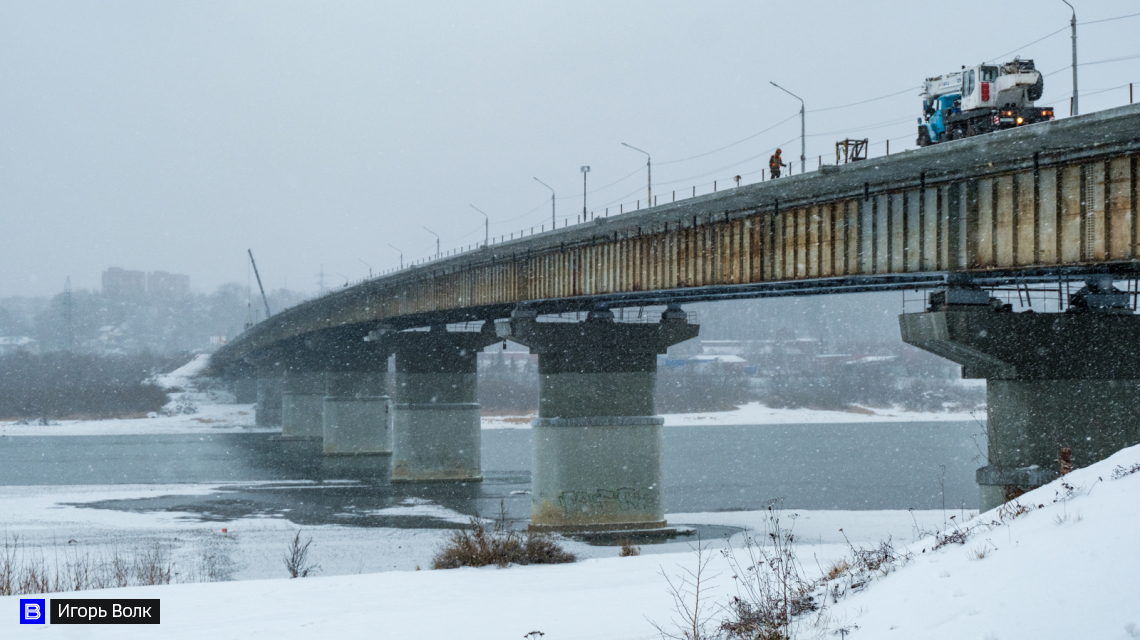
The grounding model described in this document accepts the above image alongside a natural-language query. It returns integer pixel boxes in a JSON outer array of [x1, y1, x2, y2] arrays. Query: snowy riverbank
[[2, 444, 1137, 638], [1, 356, 983, 438]]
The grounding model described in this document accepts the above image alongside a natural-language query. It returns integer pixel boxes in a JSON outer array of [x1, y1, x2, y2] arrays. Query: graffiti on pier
[[556, 487, 658, 514]]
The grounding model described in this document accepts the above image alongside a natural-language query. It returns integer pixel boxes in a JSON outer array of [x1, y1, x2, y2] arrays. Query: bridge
[[213, 103, 1140, 530]]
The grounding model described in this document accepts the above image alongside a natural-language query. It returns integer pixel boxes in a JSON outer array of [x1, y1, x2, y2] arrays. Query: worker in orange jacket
[[769, 148, 787, 178]]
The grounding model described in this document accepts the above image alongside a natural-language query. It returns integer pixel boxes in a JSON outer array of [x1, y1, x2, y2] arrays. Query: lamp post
[[1062, 0, 1078, 116], [358, 259, 372, 278], [770, 82, 805, 174], [580, 166, 590, 219], [387, 244, 403, 269], [621, 143, 651, 206], [423, 227, 439, 258], [470, 205, 490, 247], [534, 177, 555, 228]]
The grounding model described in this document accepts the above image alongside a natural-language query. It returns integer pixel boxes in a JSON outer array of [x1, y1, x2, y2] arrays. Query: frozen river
[[0, 421, 984, 527]]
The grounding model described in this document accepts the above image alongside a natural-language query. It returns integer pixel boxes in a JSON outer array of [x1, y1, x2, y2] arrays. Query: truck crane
[[918, 58, 1054, 146]]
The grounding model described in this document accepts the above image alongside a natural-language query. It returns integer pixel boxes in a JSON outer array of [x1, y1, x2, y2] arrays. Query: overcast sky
[[3, 1, 1138, 299]]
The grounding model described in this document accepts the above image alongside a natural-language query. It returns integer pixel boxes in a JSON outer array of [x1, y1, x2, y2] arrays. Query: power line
[[1043, 52, 1140, 78], [657, 112, 799, 165], [1084, 11, 1140, 25], [806, 86, 919, 113], [985, 26, 1068, 64], [986, 12, 1140, 64]]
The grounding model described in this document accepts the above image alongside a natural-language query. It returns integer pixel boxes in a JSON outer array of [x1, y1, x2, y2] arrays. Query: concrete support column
[[254, 363, 285, 428], [499, 305, 699, 532], [389, 322, 499, 483], [900, 280, 1140, 512], [281, 369, 328, 440], [323, 359, 392, 457]]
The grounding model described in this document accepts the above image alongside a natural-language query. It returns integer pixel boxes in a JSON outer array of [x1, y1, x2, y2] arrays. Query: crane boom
[[248, 249, 272, 320]]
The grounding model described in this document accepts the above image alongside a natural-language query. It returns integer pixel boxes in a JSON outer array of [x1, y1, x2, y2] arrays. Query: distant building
[[0, 336, 40, 355], [147, 271, 190, 300], [102, 267, 146, 299], [101, 268, 190, 300]]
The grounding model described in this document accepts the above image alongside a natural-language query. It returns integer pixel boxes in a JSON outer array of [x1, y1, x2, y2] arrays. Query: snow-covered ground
[[4, 444, 1137, 638], [485, 401, 983, 430]]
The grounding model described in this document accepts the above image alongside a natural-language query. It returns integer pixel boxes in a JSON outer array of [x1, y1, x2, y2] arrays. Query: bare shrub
[[652, 536, 720, 640], [1111, 463, 1140, 479], [720, 505, 818, 640], [431, 503, 575, 570], [194, 534, 237, 582], [932, 528, 969, 550], [619, 539, 641, 557], [283, 530, 319, 578], [133, 542, 173, 586]]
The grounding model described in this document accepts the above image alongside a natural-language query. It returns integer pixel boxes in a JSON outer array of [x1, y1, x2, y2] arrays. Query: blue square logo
[[20, 599, 46, 624]]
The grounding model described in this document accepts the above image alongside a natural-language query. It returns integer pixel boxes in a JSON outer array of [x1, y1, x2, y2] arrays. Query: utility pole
[[534, 177, 555, 228], [470, 205, 490, 247], [580, 166, 590, 218], [622, 143, 651, 206], [1063, 0, 1078, 116], [771, 82, 806, 174]]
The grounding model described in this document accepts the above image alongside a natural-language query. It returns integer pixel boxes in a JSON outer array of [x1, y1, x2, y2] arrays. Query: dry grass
[[825, 560, 850, 580], [0, 536, 174, 596], [618, 539, 641, 557], [431, 503, 575, 570]]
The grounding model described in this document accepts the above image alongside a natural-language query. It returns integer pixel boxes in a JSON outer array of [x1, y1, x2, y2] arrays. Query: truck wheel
[[917, 128, 931, 147]]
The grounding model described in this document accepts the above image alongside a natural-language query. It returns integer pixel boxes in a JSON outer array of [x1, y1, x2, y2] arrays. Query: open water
[[0, 421, 984, 528]]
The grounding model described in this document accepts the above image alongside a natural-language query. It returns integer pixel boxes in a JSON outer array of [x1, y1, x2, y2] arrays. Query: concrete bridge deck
[[216, 103, 1140, 365]]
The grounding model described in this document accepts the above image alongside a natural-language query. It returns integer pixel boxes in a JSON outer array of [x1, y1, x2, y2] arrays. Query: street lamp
[[1062, 0, 1079, 116], [470, 205, 490, 247], [621, 143, 651, 206], [534, 177, 555, 228], [423, 227, 440, 258], [770, 82, 805, 174], [580, 166, 590, 219], [387, 244, 403, 269], [358, 259, 372, 278]]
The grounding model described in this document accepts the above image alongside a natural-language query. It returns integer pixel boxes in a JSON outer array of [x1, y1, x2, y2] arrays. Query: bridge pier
[[900, 278, 1140, 512], [250, 355, 286, 428], [389, 322, 498, 483], [499, 305, 699, 532], [280, 369, 328, 441], [322, 342, 393, 463]]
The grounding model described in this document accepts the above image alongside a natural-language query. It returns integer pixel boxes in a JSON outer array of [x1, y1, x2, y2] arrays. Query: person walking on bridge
[[769, 148, 787, 179]]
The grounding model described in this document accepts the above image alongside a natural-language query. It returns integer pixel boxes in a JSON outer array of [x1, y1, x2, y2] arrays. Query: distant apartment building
[[102, 268, 190, 300], [101, 267, 147, 299], [147, 271, 190, 300]]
